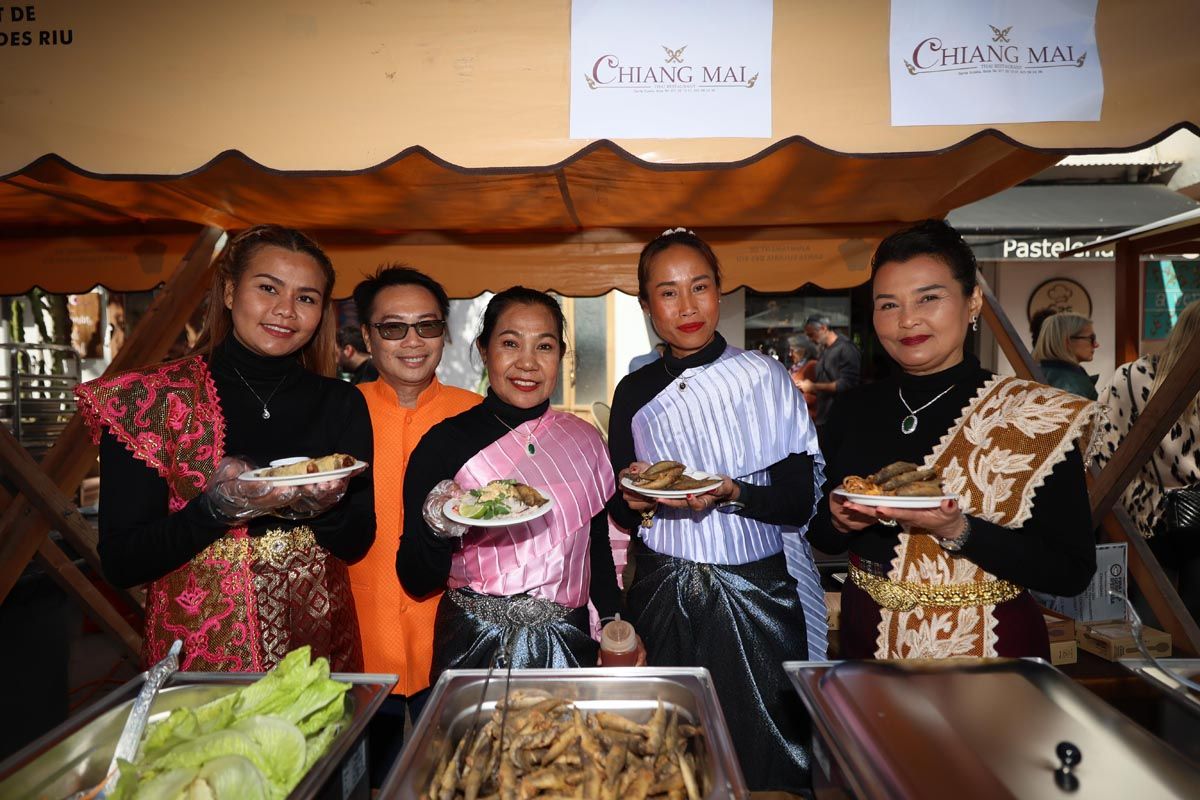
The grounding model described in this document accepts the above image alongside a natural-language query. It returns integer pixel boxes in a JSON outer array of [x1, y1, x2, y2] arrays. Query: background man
[[797, 315, 861, 440], [337, 324, 379, 384], [348, 266, 481, 787]]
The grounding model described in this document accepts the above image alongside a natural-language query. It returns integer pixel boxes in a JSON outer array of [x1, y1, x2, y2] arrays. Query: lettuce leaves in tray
[[110, 647, 350, 800]]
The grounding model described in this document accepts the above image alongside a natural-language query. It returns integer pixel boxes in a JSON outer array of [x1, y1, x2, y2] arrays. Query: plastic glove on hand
[[204, 456, 297, 524], [274, 477, 351, 520], [423, 479, 469, 539]]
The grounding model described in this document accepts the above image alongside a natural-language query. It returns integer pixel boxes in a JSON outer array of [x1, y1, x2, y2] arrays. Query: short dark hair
[[352, 264, 451, 325], [870, 219, 978, 296], [636, 229, 722, 302], [1029, 306, 1058, 345], [476, 287, 566, 354], [337, 325, 367, 352]]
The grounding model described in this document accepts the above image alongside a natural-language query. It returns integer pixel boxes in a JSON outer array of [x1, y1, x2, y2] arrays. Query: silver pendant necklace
[[494, 412, 547, 455], [662, 360, 707, 392], [232, 366, 286, 420], [898, 384, 956, 435]]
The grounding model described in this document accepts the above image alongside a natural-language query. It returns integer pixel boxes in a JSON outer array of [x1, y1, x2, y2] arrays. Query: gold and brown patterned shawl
[[876, 376, 1098, 659]]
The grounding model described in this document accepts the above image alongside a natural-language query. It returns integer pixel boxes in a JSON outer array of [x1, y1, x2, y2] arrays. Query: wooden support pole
[[0, 424, 102, 577], [1089, 331, 1200, 528], [0, 226, 225, 605], [0, 422, 146, 618], [1113, 241, 1140, 367], [1099, 507, 1200, 657], [34, 538, 142, 660], [976, 268, 1045, 383]]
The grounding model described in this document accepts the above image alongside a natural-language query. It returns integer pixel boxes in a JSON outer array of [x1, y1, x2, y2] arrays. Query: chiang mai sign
[[890, 0, 1102, 126], [570, 0, 773, 139]]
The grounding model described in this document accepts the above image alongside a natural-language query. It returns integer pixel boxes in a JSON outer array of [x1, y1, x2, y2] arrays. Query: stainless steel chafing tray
[[0, 671, 396, 800], [379, 667, 748, 799], [1117, 657, 1200, 763], [785, 659, 1200, 800]]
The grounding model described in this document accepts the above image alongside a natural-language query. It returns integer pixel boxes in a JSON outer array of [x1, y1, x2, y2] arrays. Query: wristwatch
[[938, 516, 972, 552], [716, 480, 748, 514]]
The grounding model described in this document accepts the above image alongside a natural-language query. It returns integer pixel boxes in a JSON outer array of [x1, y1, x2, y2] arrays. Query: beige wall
[[992, 259, 1116, 387]]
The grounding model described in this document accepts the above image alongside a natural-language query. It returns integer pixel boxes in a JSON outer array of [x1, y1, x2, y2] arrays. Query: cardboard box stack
[[1042, 610, 1077, 666], [1077, 621, 1172, 661]]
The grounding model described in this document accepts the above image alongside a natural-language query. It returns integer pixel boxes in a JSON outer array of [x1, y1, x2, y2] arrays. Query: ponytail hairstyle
[[194, 225, 338, 377]]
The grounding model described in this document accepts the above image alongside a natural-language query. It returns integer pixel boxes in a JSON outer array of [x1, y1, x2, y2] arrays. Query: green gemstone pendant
[[901, 414, 918, 435]]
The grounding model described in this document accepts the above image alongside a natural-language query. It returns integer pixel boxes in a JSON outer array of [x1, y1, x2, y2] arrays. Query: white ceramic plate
[[832, 488, 956, 509], [620, 471, 723, 499], [443, 495, 555, 527], [239, 457, 368, 487]]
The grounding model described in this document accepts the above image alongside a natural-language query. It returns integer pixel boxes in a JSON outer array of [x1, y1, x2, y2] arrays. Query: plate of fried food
[[444, 479, 555, 527], [620, 460, 724, 499], [238, 453, 367, 487], [832, 461, 955, 508]]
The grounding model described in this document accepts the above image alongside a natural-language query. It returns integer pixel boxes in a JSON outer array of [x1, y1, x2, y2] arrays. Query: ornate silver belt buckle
[[505, 594, 549, 626]]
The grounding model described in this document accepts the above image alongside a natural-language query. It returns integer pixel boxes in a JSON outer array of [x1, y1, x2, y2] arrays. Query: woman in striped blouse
[[608, 228, 826, 794]]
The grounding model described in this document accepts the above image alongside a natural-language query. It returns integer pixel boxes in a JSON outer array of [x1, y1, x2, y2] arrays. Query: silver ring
[[878, 517, 898, 527]]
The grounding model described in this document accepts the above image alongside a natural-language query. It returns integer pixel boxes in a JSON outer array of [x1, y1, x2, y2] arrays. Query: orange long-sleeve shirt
[[350, 378, 481, 695]]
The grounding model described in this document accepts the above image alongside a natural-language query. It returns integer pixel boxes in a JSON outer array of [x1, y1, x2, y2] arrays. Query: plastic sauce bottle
[[599, 615, 643, 667]]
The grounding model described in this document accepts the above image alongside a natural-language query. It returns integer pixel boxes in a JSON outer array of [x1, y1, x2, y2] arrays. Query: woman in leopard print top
[[1095, 299, 1200, 617]]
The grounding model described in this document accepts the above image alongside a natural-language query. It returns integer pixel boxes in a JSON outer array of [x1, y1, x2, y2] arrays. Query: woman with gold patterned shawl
[[76, 225, 374, 672], [808, 220, 1099, 660]]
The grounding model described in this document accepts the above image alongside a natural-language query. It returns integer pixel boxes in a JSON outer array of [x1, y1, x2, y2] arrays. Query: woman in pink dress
[[397, 287, 621, 677]]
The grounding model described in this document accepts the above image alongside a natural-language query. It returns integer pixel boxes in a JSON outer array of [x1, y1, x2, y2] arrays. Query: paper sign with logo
[[1034, 543, 1127, 623], [890, 0, 1103, 126], [570, 0, 773, 139]]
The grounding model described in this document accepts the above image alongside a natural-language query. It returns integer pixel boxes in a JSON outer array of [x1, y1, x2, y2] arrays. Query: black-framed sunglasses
[[1070, 333, 1098, 345], [370, 320, 447, 340]]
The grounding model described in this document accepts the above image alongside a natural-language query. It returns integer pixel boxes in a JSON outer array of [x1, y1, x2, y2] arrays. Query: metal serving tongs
[[435, 634, 515, 796], [71, 640, 183, 800], [1110, 590, 1200, 695]]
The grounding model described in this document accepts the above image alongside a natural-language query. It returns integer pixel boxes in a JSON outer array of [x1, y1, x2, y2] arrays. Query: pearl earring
[[970, 316, 979, 332]]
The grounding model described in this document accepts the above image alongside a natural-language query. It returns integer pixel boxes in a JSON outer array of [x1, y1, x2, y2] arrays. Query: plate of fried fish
[[445, 479, 555, 527], [620, 460, 724, 499], [833, 461, 956, 508]]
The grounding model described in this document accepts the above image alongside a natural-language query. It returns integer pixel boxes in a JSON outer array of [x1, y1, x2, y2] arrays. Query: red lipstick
[[677, 322, 705, 333], [900, 335, 931, 346]]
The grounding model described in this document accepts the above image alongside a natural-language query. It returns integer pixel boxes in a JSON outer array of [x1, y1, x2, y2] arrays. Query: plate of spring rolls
[[239, 453, 367, 487], [832, 461, 956, 508], [620, 460, 724, 498]]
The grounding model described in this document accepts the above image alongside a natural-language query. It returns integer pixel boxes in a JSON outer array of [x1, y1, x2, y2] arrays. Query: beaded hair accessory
[[659, 227, 695, 238]]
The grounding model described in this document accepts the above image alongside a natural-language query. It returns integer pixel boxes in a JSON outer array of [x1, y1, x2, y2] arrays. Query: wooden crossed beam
[[0, 227, 225, 659]]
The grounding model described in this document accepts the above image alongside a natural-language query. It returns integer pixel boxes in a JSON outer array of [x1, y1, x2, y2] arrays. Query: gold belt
[[195, 526, 317, 569], [849, 563, 1023, 612]]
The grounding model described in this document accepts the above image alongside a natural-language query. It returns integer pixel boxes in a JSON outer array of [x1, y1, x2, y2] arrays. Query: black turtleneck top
[[607, 333, 816, 533], [396, 391, 620, 619], [807, 355, 1096, 596], [97, 335, 375, 588]]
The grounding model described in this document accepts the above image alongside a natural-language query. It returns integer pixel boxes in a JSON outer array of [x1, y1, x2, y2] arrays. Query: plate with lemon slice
[[443, 479, 555, 527]]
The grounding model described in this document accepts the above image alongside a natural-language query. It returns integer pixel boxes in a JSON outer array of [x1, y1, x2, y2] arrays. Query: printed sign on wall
[[890, 0, 1102, 126], [570, 0, 773, 139]]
